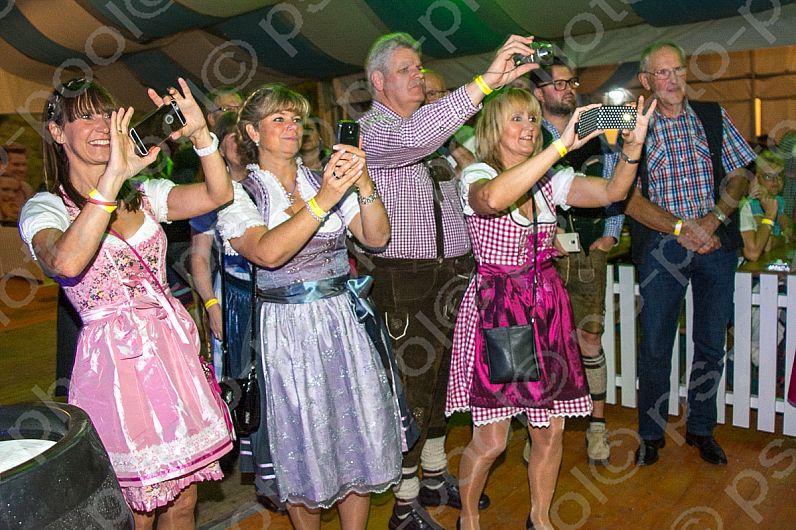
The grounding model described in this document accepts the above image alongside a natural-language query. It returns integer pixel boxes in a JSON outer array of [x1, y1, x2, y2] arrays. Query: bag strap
[[107, 227, 169, 300], [218, 242, 232, 378], [530, 189, 538, 318]]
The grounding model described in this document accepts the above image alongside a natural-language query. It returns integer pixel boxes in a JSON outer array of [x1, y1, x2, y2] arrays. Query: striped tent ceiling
[[1, 0, 795, 114]]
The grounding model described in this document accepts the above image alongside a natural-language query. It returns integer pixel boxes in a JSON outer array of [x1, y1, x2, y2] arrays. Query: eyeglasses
[[538, 77, 580, 91], [643, 66, 687, 80]]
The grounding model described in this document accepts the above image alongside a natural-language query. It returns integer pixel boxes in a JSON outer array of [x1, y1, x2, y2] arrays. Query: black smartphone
[[335, 120, 360, 147], [129, 100, 187, 156], [577, 105, 636, 139]]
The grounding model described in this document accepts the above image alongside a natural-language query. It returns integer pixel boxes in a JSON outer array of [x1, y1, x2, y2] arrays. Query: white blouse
[[216, 165, 360, 255], [19, 178, 176, 259], [458, 162, 575, 223]]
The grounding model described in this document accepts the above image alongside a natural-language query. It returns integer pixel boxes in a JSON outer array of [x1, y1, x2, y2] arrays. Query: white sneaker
[[586, 422, 610, 465]]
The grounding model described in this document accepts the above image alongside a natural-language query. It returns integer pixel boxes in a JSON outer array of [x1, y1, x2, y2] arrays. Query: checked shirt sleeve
[[360, 86, 480, 169]]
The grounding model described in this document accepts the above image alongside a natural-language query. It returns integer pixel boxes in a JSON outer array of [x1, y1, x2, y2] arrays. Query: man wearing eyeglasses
[[530, 58, 621, 467], [625, 41, 755, 467]]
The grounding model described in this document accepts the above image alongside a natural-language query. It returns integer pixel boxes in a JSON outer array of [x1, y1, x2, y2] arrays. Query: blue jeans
[[637, 234, 736, 440]]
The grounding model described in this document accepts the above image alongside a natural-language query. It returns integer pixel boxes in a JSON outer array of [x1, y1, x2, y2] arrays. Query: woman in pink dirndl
[[19, 78, 233, 528], [447, 88, 655, 530]]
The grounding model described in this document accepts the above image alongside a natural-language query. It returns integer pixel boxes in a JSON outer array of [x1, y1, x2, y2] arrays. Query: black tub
[[0, 402, 133, 529]]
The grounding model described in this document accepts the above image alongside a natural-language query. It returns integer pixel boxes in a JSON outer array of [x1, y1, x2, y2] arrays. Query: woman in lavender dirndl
[[216, 84, 408, 529], [446, 88, 655, 530]]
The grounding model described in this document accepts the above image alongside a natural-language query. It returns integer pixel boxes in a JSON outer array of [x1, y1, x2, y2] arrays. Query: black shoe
[[418, 472, 491, 510], [635, 438, 665, 466], [388, 500, 444, 530], [685, 432, 728, 465]]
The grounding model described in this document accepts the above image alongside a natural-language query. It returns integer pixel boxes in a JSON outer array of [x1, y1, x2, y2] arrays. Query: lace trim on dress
[[108, 422, 230, 477], [283, 476, 399, 511]]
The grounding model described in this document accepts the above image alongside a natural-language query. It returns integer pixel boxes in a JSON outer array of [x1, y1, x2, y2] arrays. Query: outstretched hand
[[480, 35, 540, 91], [559, 103, 603, 152], [147, 77, 208, 142], [621, 95, 657, 147], [314, 147, 366, 212], [100, 107, 160, 190]]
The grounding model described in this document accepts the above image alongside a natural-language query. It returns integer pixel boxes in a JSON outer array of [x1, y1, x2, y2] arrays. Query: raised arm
[[147, 78, 233, 221], [566, 97, 656, 208], [31, 108, 160, 278], [230, 149, 365, 268], [468, 105, 603, 216], [341, 146, 390, 249]]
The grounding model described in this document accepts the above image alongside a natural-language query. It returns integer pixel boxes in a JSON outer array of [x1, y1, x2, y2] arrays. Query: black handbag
[[482, 198, 541, 384], [218, 255, 260, 436]]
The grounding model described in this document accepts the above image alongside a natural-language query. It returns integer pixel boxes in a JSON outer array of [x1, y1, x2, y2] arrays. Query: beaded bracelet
[[358, 187, 380, 205], [87, 188, 117, 213], [204, 298, 219, 310]]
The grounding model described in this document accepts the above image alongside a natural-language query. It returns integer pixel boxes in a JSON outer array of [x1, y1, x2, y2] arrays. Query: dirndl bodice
[[447, 175, 590, 416], [59, 190, 232, 489]]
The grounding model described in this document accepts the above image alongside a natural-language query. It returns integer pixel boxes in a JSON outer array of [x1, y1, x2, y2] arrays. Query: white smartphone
[[556, 232, 582, 253]]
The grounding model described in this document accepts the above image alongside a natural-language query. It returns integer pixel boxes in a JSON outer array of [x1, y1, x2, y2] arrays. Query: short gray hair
[[639, 41, 686, 73], [365, 32, 421, 90]]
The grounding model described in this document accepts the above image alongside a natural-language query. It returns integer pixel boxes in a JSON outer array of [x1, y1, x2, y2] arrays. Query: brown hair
[[236, 84, 310, 165], [475, 88, 543, 172], [42, 78, 141, 212]]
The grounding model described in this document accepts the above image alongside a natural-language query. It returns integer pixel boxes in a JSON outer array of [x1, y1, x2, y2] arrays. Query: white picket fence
[[603, 264, 796, 436]]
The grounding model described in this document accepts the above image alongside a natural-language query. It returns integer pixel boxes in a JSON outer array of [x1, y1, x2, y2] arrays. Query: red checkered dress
[[446, 166, 592, 426]]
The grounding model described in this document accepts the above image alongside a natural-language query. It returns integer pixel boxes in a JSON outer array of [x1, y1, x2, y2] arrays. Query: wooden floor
[[2, 277, 796, 530]]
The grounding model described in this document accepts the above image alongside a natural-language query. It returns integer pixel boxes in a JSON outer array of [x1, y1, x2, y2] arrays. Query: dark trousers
[[368, 254, 473, 468], [637, 235, 736, 440]]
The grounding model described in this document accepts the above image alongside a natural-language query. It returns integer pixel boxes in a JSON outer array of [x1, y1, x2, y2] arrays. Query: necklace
[[280, 176, 298, 205], [249, 164, 299, 205]]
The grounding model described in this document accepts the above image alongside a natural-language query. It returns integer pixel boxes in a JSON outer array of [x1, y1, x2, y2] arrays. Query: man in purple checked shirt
[[359, 32, 538, 530]]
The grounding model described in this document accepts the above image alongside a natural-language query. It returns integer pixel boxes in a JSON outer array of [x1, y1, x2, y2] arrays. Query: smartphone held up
[[335, 120, 360, 147], [576, 105, 636, 139], [129, 100, 187, 156]]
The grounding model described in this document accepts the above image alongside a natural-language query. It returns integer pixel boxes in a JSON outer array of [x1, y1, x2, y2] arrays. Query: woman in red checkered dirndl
[[447, 87, 655, 529]]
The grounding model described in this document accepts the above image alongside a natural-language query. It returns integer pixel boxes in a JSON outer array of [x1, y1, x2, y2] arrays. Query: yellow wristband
[[760, 217, 775, 226], [87, 188, 117, 213], [306, 197, 328, 221], [673, 219, 683, 236], [473, 75, 493, 96], [204, 298, 219, 310], [552, 138, 568, 157]]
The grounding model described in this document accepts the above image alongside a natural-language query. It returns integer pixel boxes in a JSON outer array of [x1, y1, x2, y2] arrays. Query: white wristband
[[193, 132, 219, 157]]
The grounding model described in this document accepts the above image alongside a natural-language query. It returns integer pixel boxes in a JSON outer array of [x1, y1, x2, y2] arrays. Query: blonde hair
[[237, 84, 311, 165], [475, 88, 543, 172]]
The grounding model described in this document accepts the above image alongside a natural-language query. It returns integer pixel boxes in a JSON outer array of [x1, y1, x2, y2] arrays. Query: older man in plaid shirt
[[359, 32, 538, 529], [626, 41, 755, 468]]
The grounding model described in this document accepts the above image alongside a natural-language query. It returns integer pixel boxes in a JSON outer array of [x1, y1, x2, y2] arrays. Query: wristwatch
[[618, 151, 640, 164], [712, 207, 727, 223]]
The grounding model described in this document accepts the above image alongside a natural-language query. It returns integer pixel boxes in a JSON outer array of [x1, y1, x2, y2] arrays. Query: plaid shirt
[[359, 87, 479, 259], [543, 118, 624, 241], [643, 102, 755, 219]]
